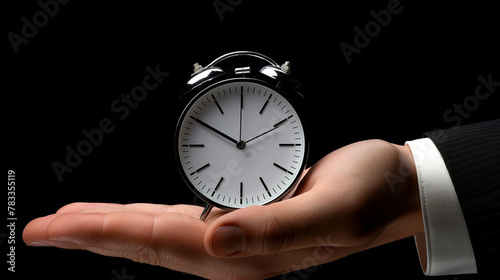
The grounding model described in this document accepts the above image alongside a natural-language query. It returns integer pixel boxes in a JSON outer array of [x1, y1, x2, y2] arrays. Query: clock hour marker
[[273, 163, 294, 175], [182, 144, 205, 147], [211, 177, 224, 197], [190, 163, 210, 176], [279, 143, 301, 147], [259, 177, 272, 197], [259, 94, 273, 115], [211, 94, 224, 115], [240, 182, 243, 204]]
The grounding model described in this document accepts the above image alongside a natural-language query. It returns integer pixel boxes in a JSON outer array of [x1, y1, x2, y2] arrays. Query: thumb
[[204, 191, 341, 258]]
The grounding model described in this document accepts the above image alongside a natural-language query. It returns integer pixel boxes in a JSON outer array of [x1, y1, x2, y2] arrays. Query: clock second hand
[[239, 90, 243, 142]]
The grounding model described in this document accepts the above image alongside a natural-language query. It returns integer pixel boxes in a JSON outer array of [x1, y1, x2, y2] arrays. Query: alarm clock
[[175, 51, 308, 220]]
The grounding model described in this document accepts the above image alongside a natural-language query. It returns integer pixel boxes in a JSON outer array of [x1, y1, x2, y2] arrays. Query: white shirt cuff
[[406, 138, 477, 275]]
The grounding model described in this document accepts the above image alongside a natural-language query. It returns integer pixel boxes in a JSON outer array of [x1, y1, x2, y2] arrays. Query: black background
[[3, 0, 499, 279]]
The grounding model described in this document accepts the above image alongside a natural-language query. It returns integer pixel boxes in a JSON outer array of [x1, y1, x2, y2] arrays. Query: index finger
[[56, 202, 205, 218]]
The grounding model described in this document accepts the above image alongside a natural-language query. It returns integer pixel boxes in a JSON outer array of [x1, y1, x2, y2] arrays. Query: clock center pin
[[236, 140, 246, 150]]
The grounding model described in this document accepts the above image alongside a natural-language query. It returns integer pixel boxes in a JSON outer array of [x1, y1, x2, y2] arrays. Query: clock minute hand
[[190, 116, 238, 144], [245, 116, 289, 144]]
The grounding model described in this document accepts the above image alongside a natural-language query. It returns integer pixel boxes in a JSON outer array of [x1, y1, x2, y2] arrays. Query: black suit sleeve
[[424, 119, 500, 276]]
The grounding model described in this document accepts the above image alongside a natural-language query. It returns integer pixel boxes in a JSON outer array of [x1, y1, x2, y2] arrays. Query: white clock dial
[[177, 80, 306, 209]]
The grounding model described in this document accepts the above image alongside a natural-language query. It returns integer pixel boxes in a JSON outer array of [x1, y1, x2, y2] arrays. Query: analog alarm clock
[[175, 51, 308, 220]]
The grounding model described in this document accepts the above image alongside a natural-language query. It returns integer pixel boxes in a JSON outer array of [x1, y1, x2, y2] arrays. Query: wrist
[[393, 143, 424, 234], [372, 143, 424, 245]]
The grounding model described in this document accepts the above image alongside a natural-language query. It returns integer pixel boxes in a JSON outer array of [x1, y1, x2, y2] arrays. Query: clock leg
[[199, 203, 214, 221]]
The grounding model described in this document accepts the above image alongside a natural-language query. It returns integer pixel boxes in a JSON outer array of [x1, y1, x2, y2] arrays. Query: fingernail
[[49, 236, 86, 246], [27, 241, 51, 247], [210, 226, 243, 257]]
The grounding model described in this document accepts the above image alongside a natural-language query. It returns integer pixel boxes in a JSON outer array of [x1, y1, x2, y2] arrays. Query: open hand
[[23, 140, 424, 279]]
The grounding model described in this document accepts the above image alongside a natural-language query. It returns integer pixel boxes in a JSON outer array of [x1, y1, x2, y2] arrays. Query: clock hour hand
[[190, 116, 238, 144], [244, 116, 290, 144]]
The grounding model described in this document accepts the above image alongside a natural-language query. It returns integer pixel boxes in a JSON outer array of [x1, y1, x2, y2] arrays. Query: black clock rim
[[174, 77, 309, 212]]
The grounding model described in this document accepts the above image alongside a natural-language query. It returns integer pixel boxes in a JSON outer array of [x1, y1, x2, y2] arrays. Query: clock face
[[176, 79, 306, 209]]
